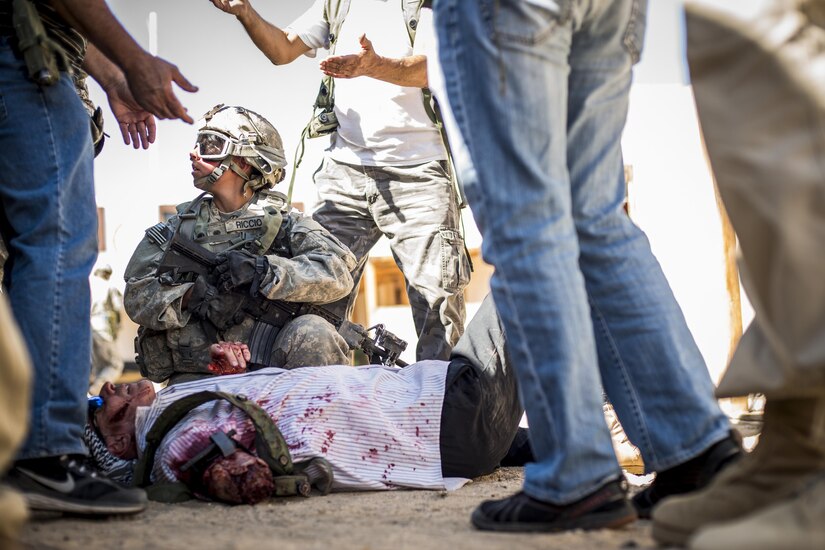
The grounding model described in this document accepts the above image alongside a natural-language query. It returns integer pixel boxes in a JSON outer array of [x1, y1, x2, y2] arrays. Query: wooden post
[[704, 132, 751, 414]]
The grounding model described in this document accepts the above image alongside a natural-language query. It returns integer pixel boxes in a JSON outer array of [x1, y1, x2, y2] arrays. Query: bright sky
[[93, 1, 740, 371], [91, 0, 687, 228]]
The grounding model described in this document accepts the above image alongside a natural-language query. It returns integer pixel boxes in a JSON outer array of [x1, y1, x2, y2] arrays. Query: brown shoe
[[604, 403, 645, 475]]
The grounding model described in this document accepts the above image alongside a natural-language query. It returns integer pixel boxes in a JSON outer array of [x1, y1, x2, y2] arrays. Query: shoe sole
[[24, 493, 146, 516], [651, 519, 694, 547], [471, 503, 637, 533]]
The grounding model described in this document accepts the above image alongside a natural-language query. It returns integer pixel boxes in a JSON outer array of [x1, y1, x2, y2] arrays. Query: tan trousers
[[0, 294, 32, 538], [688, 0, 825, 398]]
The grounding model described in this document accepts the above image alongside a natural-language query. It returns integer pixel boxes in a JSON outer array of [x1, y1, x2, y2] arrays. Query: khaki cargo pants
[[312, 157, 471, 361]]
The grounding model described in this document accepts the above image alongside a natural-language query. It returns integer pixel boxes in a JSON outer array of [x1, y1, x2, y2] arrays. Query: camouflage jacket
[[124, 191, 356, 376]]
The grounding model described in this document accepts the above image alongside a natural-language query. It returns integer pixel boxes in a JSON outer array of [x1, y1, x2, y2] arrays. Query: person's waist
[[328, 134, 447, 166]]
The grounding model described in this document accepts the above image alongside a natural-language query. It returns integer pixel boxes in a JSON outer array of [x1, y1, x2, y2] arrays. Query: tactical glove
[[215, 250, 268, 294]]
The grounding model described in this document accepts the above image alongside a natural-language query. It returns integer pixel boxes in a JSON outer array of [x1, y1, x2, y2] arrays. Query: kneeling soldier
[[125, 105, 356, 384]]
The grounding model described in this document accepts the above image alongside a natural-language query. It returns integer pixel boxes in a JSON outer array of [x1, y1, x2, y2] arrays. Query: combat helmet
[[193, 104, 288, 193]]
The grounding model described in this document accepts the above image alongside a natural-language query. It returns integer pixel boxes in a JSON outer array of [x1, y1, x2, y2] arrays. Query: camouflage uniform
[[124, 191, 356, 383], [88, 269, 124, 394]]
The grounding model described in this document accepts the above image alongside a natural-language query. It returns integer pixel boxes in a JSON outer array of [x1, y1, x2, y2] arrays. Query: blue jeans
[[0, 38, 97, 459], [435, 0, 731, 503]]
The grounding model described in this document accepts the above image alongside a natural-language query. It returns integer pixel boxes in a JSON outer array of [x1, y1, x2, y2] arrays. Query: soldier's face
[[190, 149, 219, 182]]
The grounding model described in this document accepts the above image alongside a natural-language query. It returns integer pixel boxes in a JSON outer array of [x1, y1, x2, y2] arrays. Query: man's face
[[94, 380, 156, 459]]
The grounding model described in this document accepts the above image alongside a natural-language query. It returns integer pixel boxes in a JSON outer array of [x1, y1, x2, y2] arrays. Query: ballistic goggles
[[194, 130, 237, 160]]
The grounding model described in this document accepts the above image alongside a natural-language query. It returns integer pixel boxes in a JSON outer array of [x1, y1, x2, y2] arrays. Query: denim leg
[[438, 0, 620, 503], [437, 0, 728, 503], [0, 41, 97, 459], [566, 3, 730, 472]]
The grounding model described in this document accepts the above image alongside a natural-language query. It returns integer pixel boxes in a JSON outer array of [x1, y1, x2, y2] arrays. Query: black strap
[[134, 390, 294, 488]]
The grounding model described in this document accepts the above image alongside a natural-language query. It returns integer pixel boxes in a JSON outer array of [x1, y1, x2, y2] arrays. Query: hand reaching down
[[105, 79, 157, 149]]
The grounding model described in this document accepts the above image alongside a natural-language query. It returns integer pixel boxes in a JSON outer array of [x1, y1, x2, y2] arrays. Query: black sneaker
[[6, 455, 147, 515], [500, 427, 534, 467], [632, 432, 742, 519], [471, 479, 637, 532]]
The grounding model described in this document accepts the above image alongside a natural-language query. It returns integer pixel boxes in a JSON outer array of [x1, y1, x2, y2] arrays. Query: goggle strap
[[229, 160, 251, 182]]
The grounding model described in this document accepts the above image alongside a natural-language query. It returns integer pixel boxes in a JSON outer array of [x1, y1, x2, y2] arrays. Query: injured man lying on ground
[[86, 295, 527, 504]]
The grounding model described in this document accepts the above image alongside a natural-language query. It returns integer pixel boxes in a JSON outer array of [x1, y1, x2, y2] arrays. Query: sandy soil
[[18, 468, 657, 550]]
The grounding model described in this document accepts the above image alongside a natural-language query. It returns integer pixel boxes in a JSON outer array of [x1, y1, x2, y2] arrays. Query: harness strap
[[134, 390, 294, 488], [286, 125, 310, 206], [176, 192, 210, 243]]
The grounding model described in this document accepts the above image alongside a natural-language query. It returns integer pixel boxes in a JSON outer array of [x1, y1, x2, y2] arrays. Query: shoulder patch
[[145, 223, 173, 245]]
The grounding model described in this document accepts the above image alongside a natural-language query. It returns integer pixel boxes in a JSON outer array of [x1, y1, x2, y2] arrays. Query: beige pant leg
[[688, 0, 825, 397], [0, 294, 32, 539]]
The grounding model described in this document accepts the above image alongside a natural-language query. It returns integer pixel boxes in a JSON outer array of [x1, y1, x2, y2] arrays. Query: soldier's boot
[[690, 473, 825, 550], [652, 397, 825, 547], [604, 403, 644, 475]]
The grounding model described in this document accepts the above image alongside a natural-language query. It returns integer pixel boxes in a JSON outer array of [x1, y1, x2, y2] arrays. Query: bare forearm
[[370, 55, 428, 88], [50, 0, 150, 75], [236, 9, 308, 65], [82, 43, 124, 92]]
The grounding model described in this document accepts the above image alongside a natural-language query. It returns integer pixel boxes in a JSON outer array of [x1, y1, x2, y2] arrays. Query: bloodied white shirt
[[134, 362, 466, 491]]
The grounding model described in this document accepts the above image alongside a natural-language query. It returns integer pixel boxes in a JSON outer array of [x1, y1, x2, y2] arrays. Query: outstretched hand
[[319, 34, 380, 79], [210, 0, 251, 18], [208, 341, 251, 375], [105, 79, 157, 149], [124, 53, 198, 124]]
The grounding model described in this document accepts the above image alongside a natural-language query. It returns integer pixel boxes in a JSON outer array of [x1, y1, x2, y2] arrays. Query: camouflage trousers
[[269, 314, 350, 369], [312, 157, 471, 361], [166, 314, 350, 385], [89, 331, 125, 395]]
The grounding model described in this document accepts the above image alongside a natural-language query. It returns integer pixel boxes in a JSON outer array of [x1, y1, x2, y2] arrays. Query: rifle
[[157, 231, 408, 367]]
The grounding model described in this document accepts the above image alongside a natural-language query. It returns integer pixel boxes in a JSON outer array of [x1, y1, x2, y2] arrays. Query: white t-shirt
[[135, 362, 469, 492], [288, 0, 446, 166]]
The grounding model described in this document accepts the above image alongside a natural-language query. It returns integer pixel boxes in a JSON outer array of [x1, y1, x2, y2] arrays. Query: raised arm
[[319, 34, 428, 88], [49, 0, 198, 123], [210, 0, 311, 65]]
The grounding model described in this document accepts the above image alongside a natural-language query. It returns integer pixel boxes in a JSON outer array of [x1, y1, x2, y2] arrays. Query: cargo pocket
[[169, 325, 212, 375], [623, 0, 648, 64], [134, 326, 175, 383], [440, 227, 471, 293]]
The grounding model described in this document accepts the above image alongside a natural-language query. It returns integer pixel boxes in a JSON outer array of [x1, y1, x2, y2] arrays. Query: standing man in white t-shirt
[[210, 0, 470, 361]]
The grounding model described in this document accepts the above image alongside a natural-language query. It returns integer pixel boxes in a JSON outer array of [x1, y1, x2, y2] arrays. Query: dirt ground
[[17, 468, 658, 550]]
